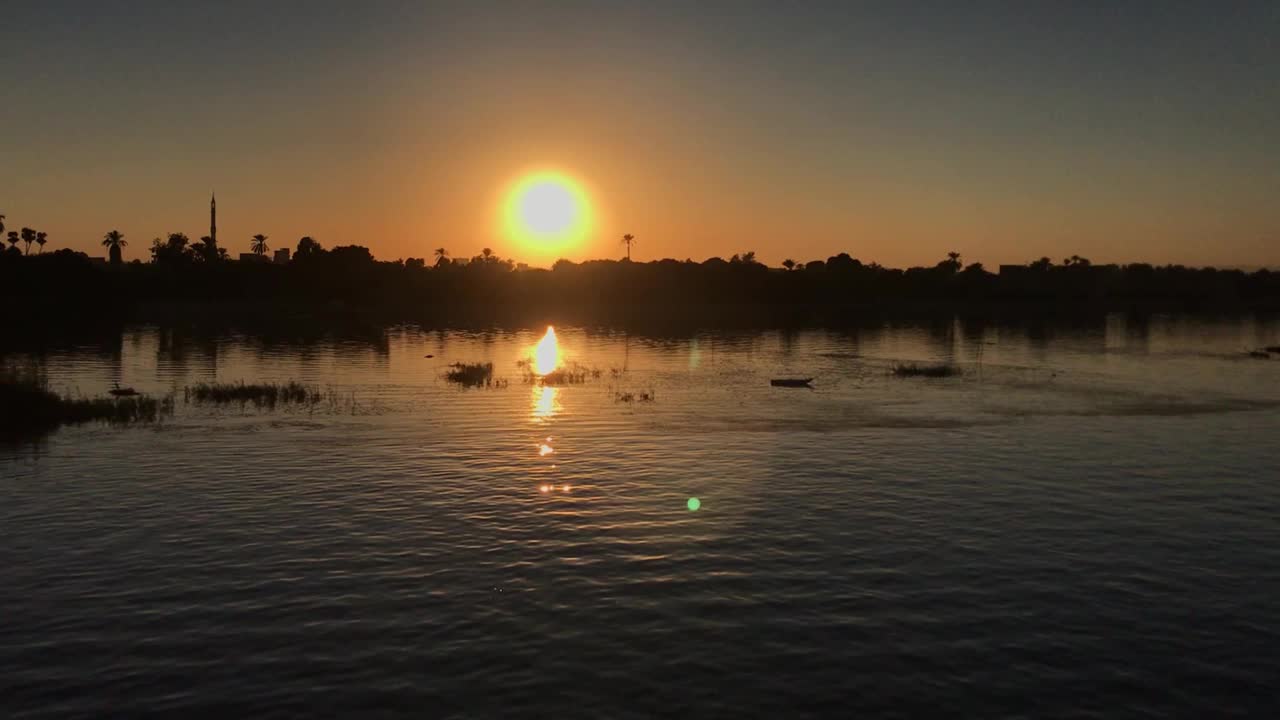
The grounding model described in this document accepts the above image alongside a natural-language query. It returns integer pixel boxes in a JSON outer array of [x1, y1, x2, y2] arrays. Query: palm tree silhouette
[[782, 258, 796, 271], [251, 234, 270, 256], [481, 247, 493, 261], [0, 214, 6, 236], [20, 227, 36, 255], [6, 231, 18, 253], [621, 233, 636, 261], [434, 247, 449, 267], [35, 231, 47, 253], [102, 230, 127, 265]]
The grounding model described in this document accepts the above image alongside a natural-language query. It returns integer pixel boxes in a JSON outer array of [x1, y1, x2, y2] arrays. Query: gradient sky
[[3, 1, 1278, 267]]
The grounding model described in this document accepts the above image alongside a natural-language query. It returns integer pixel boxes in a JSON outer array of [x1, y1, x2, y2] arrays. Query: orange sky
[[3, 3, 1278, 268]]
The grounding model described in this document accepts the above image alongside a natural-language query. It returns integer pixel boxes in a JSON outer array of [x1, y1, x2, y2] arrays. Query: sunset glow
[[503, 172, 591, 258]]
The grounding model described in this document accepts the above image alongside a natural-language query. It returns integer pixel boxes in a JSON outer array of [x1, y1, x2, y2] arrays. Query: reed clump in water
[[1, 370, 173, 434], [615, 389, 655, 403], [891, 363, 959, 378], [445, 362, 496, 387], [185, 381, 322, 407], [526, 362, 600, 386]]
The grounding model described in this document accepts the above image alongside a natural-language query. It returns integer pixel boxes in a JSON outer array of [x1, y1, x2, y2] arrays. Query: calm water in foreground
[[3, 315, 1280, 718]]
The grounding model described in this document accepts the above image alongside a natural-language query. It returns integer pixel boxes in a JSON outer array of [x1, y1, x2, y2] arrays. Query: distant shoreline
[[3, 246, 1278, 337]]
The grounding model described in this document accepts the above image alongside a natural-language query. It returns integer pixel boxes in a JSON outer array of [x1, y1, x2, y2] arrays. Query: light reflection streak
[[533, 326, 561, 375], [532, 385, 559, 421]]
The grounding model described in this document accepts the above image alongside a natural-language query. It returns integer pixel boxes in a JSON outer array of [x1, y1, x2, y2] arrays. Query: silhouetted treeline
[[2, 239, 1278, 325]]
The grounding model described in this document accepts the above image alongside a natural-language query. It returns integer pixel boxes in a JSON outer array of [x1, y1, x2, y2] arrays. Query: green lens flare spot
[[687, 497, 701, 512]]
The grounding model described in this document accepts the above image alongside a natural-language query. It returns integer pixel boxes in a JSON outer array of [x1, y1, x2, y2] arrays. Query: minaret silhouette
[[210, 192, 217, 244]]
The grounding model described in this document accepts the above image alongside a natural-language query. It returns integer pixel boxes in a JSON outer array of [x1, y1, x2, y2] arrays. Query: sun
[[503, 170, 592, 256]]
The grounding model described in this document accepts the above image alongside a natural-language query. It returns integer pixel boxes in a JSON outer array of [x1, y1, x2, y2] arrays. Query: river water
[[3, 315, 1279, 718]]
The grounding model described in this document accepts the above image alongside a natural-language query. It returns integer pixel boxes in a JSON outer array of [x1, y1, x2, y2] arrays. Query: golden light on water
[[532, 385, 559, 420], [533, 326, 561, 375], [503, 170, 592, 257], [529, 326, 563, 423]]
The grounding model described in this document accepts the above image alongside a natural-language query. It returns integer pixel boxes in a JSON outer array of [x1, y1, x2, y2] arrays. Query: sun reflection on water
[[533, 326, 561, 375], [532, 385, 559, 421]]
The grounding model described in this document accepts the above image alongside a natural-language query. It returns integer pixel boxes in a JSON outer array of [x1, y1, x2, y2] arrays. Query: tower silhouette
[[210, 192, 217, 244]]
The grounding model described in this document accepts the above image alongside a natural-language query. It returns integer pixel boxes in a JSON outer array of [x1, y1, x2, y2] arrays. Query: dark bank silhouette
[[1, 215, 1279, 327]]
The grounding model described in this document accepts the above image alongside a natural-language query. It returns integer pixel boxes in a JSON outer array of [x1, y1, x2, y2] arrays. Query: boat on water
[[770, 378, 813, 387], [109, 383, 139, 397]]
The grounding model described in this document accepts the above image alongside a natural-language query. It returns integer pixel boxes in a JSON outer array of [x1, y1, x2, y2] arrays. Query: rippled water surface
[[4, 316, 1280, 718]]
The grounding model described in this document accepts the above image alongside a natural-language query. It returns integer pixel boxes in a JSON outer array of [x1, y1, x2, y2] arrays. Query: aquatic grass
[[891, 363, 959, 378], [445, 362, 495, 387], [1, 370, 173, 435], [524, 361, 601, 386], [185, 381, 323, 406]]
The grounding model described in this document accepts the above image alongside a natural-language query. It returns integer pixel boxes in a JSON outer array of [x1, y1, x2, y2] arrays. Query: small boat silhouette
[[770, 378, 813, 387], [1248, 350, 1270, 359], [109, 382, 139, 397]]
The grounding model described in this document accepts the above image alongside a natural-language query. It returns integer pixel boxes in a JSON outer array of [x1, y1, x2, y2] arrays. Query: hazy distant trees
[[826, 253, 860, 272], [295, 236, 323, 260], [328, 245, 373, 264], [102, 230, 127, 265], [467, 247, 514, 270], [192, 235, 224, 263], [150, 233, 193, 264], [621, 233, 636, 261], [938, 251, 962, 274], [3, 222, 1279, 317]]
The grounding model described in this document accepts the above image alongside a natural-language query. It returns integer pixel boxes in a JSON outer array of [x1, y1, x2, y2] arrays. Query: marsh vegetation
[[445, 362, 502, 387], [1, 369, 173, 435], [184, 381, 324, 406], [891, 363, 959, 378], [525, 362, 601, 386]]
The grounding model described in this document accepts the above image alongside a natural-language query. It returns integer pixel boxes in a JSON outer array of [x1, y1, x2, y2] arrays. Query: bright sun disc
[[503, 171, 591, 255]]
